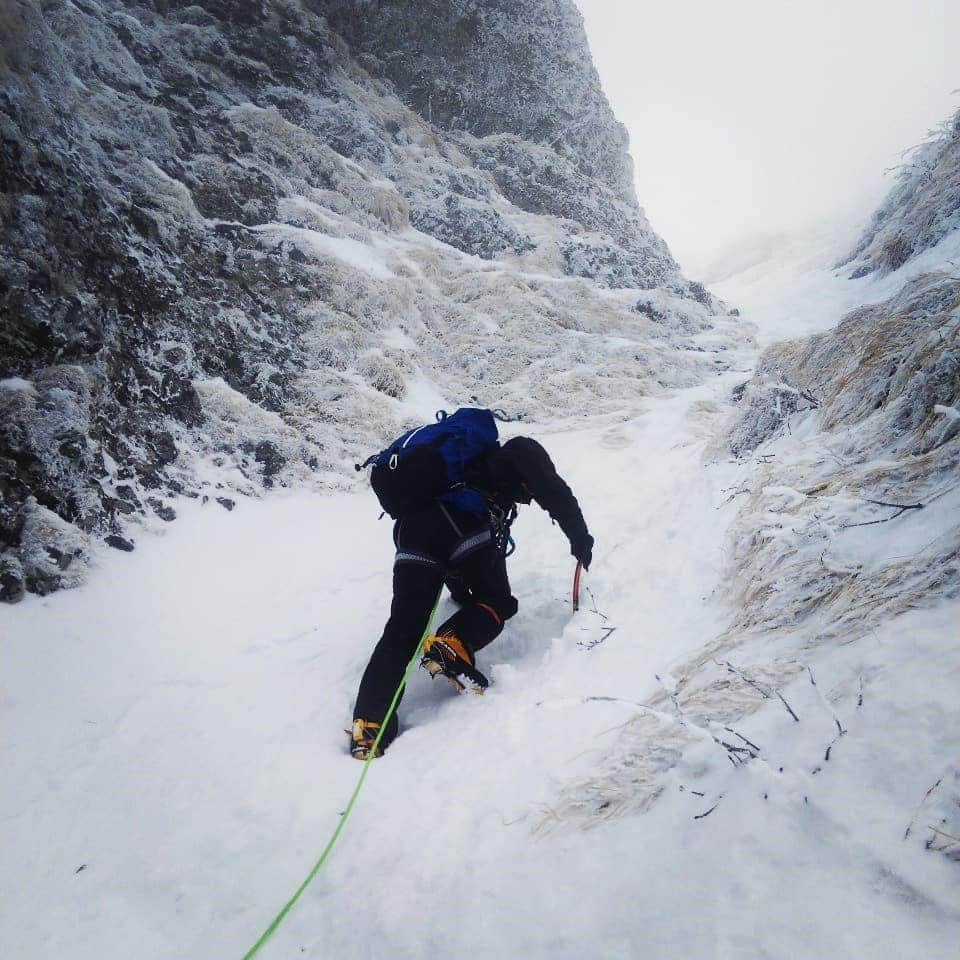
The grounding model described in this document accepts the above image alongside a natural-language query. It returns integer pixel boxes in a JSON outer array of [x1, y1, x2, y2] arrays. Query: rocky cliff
[[0, 0, 731, 601]]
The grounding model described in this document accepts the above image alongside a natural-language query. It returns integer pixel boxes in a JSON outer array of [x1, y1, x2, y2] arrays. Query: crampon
[[421, 633, 489, 694], [349, 718, 386, 759]]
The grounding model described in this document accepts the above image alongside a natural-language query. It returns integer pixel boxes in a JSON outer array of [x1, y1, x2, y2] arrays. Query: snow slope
[[4, 282, 958, 957], [712, 216, 960, 348]]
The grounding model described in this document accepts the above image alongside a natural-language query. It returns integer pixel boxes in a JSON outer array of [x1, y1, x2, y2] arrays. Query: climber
[[350, 416, 593, 760]]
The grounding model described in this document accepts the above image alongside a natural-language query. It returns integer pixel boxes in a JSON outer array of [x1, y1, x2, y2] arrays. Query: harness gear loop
[[488, 501, 518, 555]]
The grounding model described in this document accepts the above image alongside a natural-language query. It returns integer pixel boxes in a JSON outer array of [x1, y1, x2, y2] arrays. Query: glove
[[571, 533, 594, 571]]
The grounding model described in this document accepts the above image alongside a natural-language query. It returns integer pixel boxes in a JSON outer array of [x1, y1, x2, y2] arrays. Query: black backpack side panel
[[370, 444, 449, 518]]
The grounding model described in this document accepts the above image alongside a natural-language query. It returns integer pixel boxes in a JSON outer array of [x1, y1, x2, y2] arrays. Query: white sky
[[575, 0, 959, 276]]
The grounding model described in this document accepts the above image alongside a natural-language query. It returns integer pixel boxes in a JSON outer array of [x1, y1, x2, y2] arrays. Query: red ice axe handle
[[572, 560, 583, 612]]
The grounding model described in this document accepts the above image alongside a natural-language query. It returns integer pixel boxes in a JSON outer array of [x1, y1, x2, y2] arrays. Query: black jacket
[[466, 436, 591, 552]]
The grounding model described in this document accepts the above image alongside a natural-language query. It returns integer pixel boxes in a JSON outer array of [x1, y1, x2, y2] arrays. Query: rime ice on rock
[[0, 0, 727, 600]]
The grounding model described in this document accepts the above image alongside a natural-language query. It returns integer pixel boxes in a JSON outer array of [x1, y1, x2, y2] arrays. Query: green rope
[[240, 588, 443, 960]]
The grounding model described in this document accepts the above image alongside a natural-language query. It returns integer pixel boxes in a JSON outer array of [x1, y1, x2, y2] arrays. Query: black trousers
[[353, 502, 518, 730]]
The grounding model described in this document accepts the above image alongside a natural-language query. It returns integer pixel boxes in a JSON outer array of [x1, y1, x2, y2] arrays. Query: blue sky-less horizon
[[576, 0, 959, 277]]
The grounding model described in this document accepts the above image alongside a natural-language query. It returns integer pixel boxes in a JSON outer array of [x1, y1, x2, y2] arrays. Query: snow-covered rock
[[0, 0, 729, 600]]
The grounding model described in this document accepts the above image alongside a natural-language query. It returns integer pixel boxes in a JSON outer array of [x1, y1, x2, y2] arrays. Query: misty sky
[[575, 0, 959, 276]]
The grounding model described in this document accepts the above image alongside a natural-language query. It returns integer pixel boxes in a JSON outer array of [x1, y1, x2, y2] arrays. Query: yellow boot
[[349, 718, 386, 759], [421, 633, 489, 693]]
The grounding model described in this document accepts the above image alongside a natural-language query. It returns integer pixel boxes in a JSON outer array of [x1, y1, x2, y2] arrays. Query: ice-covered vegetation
[[842, 108, 960, 277], [0, 0, 725, 601], [542, 154, 960, 875]]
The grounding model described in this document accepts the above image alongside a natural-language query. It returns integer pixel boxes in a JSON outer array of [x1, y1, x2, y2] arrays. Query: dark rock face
[[105, 534, 136, 552], [1, 1, 343, 596], [322, 0, 637, 203], [322, 0, 682, 289], [0, 0, 711, 600], [252, 439, 285, 484], [563, 238, 665, 290], [410, 193, 534, 260], [465, 134, 677, 286]]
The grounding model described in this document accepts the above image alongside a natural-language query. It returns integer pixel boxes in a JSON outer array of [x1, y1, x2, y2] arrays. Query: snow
[[396, 373, 451, 421], [4, 156, 959, 953], [712, 221, 960, 348], [252, 223, 396, 280], [4, 0, 957, 949], [0, 377, 35, 392], [4, 344, 958, 957]]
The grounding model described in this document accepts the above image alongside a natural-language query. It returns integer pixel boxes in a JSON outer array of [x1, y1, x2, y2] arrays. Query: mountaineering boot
[[349, 717, 396, 759], [421, 632, 489, 694], [350, 718, 382, 759]]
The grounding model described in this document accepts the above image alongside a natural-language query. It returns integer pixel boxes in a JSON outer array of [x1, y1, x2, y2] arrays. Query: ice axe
[[572, 560, 583, 612]]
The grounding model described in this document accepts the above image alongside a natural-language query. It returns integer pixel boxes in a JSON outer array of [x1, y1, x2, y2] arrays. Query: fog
[[576, 0, 959, 277]]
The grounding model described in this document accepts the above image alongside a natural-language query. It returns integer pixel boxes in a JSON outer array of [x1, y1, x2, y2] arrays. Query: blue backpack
[[356, 408, 499, 518]]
